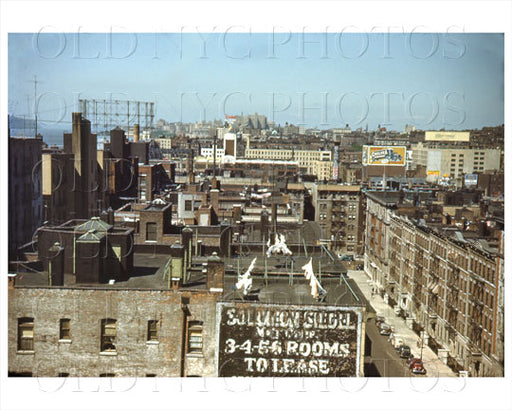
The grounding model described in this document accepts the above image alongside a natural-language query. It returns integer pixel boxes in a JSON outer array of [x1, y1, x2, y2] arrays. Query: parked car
[[393, 338, 405, 350], [408, 357, 422, 368], [379, 323, 392, 335], [399, 345, 412, 358], [375, 315, 386, 325], [411, 362, 427, 375], [408, 358, 426, 374]]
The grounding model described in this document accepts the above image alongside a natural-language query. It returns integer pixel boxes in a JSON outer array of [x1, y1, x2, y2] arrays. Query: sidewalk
[[348, 269, 456, 377]]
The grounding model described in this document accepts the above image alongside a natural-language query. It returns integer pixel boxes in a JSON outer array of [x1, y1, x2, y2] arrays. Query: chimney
[[187, 139, 195, 185], [196, 240, 203, 257], [260, 209, 269, 242], [169, 242, 185, 289], [206, 252, 224, 293], [107, 207, 114, 226], [271, 203, 278, 235], [233, 205, 242, 222], [133, 123, 140, 142], [48, 242, 65, 286], [211, 176, 220, 190], [8, 273, 16, 290], [181, 227, 193, 268], [210, 189, 220, 214]]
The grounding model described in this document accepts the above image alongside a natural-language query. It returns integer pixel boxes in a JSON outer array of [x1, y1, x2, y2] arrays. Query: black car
[[399, 345, 412, 358]]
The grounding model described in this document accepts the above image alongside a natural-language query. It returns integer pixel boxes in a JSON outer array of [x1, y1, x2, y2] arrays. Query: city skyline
[[8, 32, 504, 132]]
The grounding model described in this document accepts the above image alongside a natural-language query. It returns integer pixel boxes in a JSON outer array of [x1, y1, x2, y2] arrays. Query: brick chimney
[[206, 252, 224, 293], [133, 124, 140, 142]]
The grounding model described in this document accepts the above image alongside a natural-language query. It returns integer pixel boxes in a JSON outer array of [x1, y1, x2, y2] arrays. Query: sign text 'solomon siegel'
[[216, 303, 364, 377]]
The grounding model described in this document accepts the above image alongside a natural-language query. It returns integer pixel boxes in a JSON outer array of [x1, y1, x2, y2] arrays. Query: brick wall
[[8, 287, 219, 377]]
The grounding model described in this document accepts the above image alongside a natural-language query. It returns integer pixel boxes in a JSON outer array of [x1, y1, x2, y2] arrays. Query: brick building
[[311, 184, 364, 255], [37, 217, 135, 284], [8, 257, 222, 377], [9, 251, 370, 377], [364, 190, 504, 376]]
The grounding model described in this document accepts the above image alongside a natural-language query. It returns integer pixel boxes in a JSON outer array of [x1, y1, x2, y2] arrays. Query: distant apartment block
[[245, 137, 332, 180]]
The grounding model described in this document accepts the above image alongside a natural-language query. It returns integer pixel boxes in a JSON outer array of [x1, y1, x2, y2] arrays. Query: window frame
[[147, 320, 159, 343], [100, 318, 117, 353], [17, 317, 34, 352], [187, 321, 203, 355], [59, 318, 71, 341]]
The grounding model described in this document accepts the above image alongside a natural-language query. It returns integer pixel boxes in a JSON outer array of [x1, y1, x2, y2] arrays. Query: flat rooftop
[[10, 252, 371, 310]]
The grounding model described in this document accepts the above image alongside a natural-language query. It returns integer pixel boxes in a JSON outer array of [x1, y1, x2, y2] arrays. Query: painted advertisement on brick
[[216, 302, 363, 377]]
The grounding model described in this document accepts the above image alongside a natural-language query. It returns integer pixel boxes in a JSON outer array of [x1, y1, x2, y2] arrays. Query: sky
[[8, 32, 504, 133]]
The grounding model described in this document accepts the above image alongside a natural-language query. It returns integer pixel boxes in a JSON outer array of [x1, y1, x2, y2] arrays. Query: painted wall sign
[[216, 302, 363, 377]]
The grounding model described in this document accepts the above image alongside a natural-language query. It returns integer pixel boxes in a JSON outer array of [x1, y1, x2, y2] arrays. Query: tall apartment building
[[8, 133, 43, 257], [364, 191, 504, 376], [311, 184, 364, 255]]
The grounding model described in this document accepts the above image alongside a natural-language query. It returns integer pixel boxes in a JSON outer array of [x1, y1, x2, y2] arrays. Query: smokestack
[[134, 123, 140, 142]]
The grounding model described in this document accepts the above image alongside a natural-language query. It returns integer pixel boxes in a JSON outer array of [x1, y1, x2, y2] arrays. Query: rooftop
[[10, 252, 361, 308]]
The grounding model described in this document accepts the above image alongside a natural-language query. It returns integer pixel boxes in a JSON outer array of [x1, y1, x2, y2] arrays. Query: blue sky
[[8, 32, 504, 132]]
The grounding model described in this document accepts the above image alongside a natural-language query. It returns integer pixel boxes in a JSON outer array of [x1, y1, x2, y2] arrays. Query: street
[[364, 319, 412, 377]]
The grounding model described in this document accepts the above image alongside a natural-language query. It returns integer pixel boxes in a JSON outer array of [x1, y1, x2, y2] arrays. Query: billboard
[[216, 302, 363, 377], [363, 146, 406, 166], [425, 131, 470, 142]]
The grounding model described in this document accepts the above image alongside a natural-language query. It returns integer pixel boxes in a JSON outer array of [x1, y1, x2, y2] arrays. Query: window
[[187, 321, 203, 354], [147, 320, 158, 342], [100, 373, 115, 377], [101, 319, 117, 352], [185, 200, 192, 211], [18, 318, 34, 351], [59, 319, 71, 340], [146, 222, 157, 241]]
